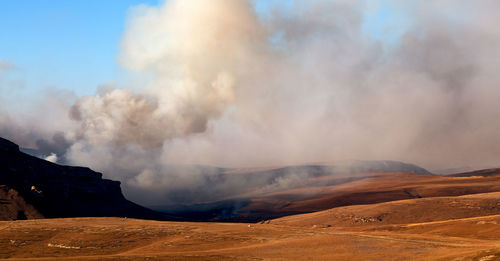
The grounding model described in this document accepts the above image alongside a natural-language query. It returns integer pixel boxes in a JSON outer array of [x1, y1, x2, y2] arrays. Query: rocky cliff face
[[0, 137, 168, 221]]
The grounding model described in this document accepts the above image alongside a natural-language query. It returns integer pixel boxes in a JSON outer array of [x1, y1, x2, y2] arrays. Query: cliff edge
[[0, 137, 169, 221]]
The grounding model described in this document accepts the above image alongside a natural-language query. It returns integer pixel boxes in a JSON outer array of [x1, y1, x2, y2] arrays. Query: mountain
[[0, 137, 169, 221], [152, 163, 500, 222], [1, 135, 438, 222], [151, 161, 433, 221]]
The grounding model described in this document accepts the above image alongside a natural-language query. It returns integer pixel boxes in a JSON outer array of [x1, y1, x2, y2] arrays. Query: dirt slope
[[0, 186, 43, 220], [270, 192, 500, 227]]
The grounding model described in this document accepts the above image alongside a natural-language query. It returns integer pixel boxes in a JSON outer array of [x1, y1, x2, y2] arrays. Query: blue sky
[[0, 0, 404, 97], [0, 0, 160, 96]]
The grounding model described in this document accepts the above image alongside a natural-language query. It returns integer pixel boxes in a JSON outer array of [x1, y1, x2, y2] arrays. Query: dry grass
[[2, 172, 500, 260], [2, 194, 500, 260]]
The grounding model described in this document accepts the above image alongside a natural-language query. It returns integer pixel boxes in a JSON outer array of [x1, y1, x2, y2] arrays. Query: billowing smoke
[[44, 153, 58, 163], [2, 0, 500, 205]]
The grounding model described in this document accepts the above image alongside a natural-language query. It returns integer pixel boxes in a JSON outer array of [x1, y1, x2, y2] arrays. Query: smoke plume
[[2, 0, 500, 205]]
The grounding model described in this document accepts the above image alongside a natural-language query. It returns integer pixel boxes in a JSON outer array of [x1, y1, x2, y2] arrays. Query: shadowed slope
[[0, 137, 170, 221]]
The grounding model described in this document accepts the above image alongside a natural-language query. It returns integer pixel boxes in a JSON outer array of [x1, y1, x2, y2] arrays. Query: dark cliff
[[0, 137, 169, 221]]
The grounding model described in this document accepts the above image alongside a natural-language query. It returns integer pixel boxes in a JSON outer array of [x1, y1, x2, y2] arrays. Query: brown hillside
[[0, 185, 43, 220], [270, 192, 500, 228], [234, 172, 500, 220]]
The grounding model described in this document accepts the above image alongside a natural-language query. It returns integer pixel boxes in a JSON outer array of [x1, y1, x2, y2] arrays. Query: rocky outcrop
[[0, 185, 43, 220], [0, 137, 169, 220]]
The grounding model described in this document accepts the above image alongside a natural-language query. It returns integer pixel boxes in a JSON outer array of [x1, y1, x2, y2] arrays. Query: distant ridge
[[446, 168, 500, 177], [152, 160, 433, 222], [332, 160, 432, 175]]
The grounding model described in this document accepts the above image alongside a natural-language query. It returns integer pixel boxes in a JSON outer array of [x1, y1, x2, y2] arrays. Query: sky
[[0, 0, 159, 96], [0, 0, 400, 97]]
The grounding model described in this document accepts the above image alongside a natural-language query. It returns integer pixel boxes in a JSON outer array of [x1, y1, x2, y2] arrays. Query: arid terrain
[[2, 137, 500, 260], [1, 202, 500, 260], [2, 172, 500, 260]]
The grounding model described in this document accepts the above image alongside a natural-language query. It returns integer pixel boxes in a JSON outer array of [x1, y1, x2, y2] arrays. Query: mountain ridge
[[0, 137, 170, 221]]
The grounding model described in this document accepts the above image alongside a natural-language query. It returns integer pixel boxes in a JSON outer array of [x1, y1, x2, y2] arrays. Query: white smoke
[[2, 0, 500, 205], [44, 153, 58, 163]]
